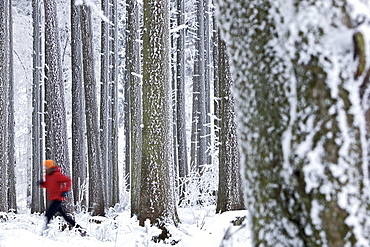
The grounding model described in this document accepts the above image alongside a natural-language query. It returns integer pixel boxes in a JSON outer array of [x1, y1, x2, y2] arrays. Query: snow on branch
[[75, 0, 109, 23], [170, 24, 188, 33]]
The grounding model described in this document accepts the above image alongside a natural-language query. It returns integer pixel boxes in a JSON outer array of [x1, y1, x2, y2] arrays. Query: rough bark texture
[[176, 0, 188, 184], [216, 39, 244, 213], [109, 0, 120, 207], [44, 0, 70, 170], [81, 4, 105, 216], [139, 0, 178, 227], [31, 0, 45, 213], [0, 0, 10, 212], [7, 0, 16, 212], [44, 0, 72, 212], [191, 0, 207, 173], [71, 0, 87, 209], [127, 0, 142, 217], [215, 0, 370, 246], [100, 0, 110, 207]]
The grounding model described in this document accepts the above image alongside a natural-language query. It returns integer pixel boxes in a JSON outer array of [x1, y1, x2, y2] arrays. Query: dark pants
[[46, 200, 76, 227]]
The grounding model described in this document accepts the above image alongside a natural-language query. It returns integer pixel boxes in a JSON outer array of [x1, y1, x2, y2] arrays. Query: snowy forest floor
[[0, 206, 250, 247]]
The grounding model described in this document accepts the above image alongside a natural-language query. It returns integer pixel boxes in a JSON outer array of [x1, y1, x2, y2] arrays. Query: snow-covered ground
[[0, 206, 250, 247]]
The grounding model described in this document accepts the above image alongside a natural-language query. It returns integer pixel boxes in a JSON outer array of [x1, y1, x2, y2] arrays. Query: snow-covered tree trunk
[[213, 29, 219, 149], [0, 0, 10, 213], [190, 0, 208, 173], [204, 0, 212, 166], [126, 0, 142, 217], [215, 0, 370, 245], [139, 0, 178, 227], [71, 0, 87, 209], [216, 38, 244, 213], [7, 0, 16, 212], [80, 3, 105, 216], [176, 0, 188, 201], [31, 0, 45, 213], [108, 0, 119, 207], [106, 0, 119, 206], [100, 0, 110, 207], [44, 0, 70, 172]]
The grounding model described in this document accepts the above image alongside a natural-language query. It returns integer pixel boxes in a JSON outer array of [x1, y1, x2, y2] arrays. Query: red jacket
[[40, 167, 71, 201]]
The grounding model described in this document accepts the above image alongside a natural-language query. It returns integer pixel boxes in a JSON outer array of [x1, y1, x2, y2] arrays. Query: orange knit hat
[[44, 160, 56, 168]]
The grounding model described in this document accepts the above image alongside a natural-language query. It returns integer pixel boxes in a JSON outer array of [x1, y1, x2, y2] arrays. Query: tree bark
[[139, 0, 178, 227], [0, 0, 10, 212], [80, 3, 105, 216], [176, 0, 188, 201], [31, 0, 45, 213], [126, 0, 142, 217], [71, 0, 87, 209], [216, 38, 244, 213], [215, 0, 370, 245]]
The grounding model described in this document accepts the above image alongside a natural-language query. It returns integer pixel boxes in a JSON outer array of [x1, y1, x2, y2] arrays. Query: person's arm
[[37, 180, 46, 188]]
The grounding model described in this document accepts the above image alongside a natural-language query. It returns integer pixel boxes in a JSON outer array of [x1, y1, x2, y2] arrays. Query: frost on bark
[[44, 0, 70, 169], [215, 0, 370, 246], [176, 0, 188, 201], [0, 0, 10, 212], [190, 0, 208, 173], [139, 0, 178, 227], [127, 0, 142, 217], [7, 0, 16, 212], [108, 0, 119, 207], [100, 0, 120, 208], [80, 4, 105, 216], [100, 0, 110, 207], [31, 0, 45, 213], [71, 0, 87, 208], [216, 39, 244, 213], [44, 0, 72, 211]]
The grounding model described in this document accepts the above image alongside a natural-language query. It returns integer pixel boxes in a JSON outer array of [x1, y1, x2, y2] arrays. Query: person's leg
[[58, 203, 76, 227], [45, 200, 62, 224]]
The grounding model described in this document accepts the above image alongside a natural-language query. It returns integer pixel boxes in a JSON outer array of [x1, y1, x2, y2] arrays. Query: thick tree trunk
[[139, 0, 178, 227], [31, 0, 45, 213], [216, 39, 244, 213], [126, 0, 142, 217], [80, 4, 105, 216], [44, 0, 72, 212], [215, 0, 370, 245], [71, 0, 87, 209]]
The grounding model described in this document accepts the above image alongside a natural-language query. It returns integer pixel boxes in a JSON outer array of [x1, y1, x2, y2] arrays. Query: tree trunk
[[109, 0, 119, 206], [44, 0, 72, 211], [139, 0, 178, 227], [71, 0, 87, 209], [31, 0, 45, 213], [191, 0, 207, 173], [7, 0, 16, 212], [176, 0, 188, 202], [216, 38, 244, 213], [100, 0, 110, 207], [0, 0, 10, 212], [44, 0, 69, 168], [126, 0, 142, 217], [80, 3, 105, 216], [215, 0, 370, 245]]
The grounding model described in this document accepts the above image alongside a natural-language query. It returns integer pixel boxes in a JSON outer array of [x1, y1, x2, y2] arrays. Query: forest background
[[2, 0, 244, 237]]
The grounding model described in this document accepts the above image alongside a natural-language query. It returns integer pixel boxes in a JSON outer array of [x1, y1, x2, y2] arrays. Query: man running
[[38, 160, 84, 235]]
